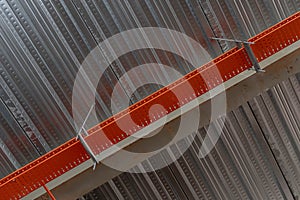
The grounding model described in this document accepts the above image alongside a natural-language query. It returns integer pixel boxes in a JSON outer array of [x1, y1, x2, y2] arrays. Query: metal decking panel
[[0, 0, 299, 199], [0, 98, 39, 178], [0, 0, 298, 178], [82, 73, 300, 200]]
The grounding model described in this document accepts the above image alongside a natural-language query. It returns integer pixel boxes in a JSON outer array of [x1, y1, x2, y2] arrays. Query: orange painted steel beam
[[249, 12, 300, 62], [0, 139, 89, 199], [0, 11, 299, 200], [84, 47, 252, 156]]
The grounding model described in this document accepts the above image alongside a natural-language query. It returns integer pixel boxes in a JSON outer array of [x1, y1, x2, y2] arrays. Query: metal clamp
[[210, 37, 265, 73], [77, 129, 98, 170], [75, 104, 98, 170]]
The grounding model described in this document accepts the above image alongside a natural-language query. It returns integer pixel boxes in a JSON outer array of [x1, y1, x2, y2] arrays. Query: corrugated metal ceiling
[[80, 73, 300, 200], [0, 0, 299, 199]]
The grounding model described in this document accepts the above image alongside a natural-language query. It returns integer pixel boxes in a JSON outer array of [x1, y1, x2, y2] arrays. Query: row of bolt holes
[[250, 14, 300, 42], [252, 32, 299, 53], [257, 36, 299, 60], [1, 140, 88, 185], [89, 65, 249, 153], [88, 64, 249, 137], [11, 64, 248, 198], [87, 48, 246, 135], [13, 157, 89, 199], [92, 64, 243, 132], [91, 49, 242, 130]]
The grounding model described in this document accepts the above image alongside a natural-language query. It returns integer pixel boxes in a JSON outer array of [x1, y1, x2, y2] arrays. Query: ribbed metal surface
[[199, 0, 300, 51], [0, 0, 96, 166], [81, 73, 300, 200], [249, 73, 300, 198], [0, 0, 299, 198]]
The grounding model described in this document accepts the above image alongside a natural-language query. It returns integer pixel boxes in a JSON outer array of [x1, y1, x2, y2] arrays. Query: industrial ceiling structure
[[79, 73, 300, 200], [0, 0, 300, 199]]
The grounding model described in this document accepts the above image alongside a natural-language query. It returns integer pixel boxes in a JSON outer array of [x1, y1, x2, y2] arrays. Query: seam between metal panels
[[247, 101, 296, 200], [0, 96, 42, 157]]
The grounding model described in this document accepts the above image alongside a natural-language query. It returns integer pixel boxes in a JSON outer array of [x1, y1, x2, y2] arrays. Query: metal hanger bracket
[[211, 37, 265, 73]]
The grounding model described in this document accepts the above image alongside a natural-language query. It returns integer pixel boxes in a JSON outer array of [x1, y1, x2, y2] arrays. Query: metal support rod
[[43, 185, 56, 200], [210, 37, 254, 44], [244, 43, 265, 72], [77, 131, 98, 170], [74, 103, 98, 170], [76, 103, 95, 138], [210, 37, 264, 72]]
